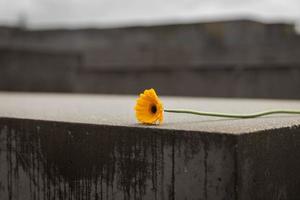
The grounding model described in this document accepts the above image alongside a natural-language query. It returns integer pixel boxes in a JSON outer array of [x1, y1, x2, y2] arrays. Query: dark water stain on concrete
[[0, 119, 236, 200], [203, 136, 208, 200]]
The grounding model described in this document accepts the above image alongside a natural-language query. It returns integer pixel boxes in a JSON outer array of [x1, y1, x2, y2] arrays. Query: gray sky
[[0, 0, 300, 30]]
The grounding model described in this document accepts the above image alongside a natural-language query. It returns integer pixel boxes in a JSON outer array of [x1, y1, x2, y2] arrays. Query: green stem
[[164, 109, 300, 119]]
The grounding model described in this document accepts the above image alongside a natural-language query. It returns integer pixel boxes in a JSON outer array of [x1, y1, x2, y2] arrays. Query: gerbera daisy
[[135, 88, 300, 125], [135, 88, 163, 124]]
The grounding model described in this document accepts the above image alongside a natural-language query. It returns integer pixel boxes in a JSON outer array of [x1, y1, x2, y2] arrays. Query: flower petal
[[134, 88, 164, 124]]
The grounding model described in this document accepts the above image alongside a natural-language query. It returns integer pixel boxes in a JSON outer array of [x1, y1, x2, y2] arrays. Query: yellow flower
[[135, 88, 164, 124]]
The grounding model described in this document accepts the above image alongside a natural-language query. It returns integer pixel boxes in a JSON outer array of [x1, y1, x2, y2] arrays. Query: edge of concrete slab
[[1, 116, 300, 135]]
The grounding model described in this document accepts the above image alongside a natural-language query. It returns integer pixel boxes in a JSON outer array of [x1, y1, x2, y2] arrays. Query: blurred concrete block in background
[[0, 48, 81, 92], [0, 20, 300, 98]]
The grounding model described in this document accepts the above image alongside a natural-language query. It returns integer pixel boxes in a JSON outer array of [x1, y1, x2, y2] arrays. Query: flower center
[[151, 105, 157, 114]]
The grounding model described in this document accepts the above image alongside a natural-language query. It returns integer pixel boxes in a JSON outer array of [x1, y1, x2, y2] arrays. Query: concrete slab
[[0, 92, 300, 200], [0, 92, 300, 134]]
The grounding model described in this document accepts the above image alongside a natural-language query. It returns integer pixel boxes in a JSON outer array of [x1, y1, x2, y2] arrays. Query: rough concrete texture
[[236, 128, 300, 200], [0, 93, 300, 199], [0, 120, 236, 200]]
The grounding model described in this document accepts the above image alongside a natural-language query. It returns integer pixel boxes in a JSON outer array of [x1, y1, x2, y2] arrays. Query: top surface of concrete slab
[[0, 92, 300, 134]]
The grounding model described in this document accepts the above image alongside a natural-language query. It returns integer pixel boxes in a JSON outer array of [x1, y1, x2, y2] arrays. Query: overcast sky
[[0, 0, 300, 30]]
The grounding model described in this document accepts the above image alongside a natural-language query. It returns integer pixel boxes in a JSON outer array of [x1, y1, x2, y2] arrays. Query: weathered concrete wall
[[1, 118, 300, 199], [0, 119, 236, 200], [237, 127, 300, 200]]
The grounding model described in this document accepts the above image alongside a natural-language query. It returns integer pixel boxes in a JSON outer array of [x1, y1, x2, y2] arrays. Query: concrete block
[[0, 119, 236, 200], [1, 20, 300, 99], [0, 93, 300, 199], [0, 48, 81, 92]]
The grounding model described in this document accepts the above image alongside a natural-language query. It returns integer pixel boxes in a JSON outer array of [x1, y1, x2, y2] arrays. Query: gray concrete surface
[[0, 92, 300, 134], [0, 93, 300, 199]]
